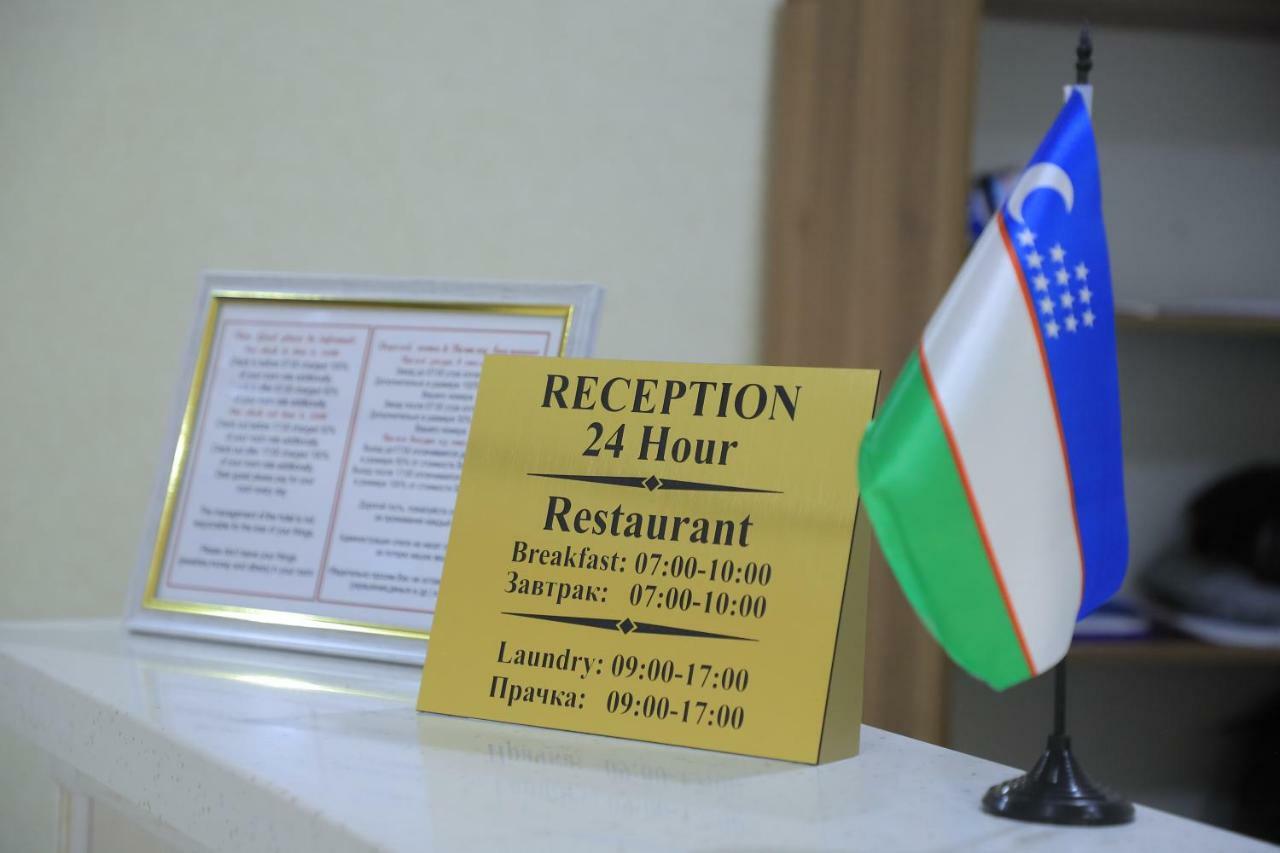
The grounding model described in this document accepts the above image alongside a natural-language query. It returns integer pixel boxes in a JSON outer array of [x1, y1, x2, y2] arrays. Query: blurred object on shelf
[[1140, 464, 1280, 649], [1190, 465, 1280, 584], [1144, 552, 1280, 630], [965, 166, 1020, 242], [1138, 593, 1280, 649], [1072, 598, 1153, 642]]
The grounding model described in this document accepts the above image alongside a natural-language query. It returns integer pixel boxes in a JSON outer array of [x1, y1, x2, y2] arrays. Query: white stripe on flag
[[922, 217, 1082, 673]]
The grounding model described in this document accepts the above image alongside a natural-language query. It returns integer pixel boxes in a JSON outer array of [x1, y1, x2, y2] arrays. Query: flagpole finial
[[1075, 25, 1093, 85]]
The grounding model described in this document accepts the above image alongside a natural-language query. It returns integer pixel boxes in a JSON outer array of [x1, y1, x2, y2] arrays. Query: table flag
[[859, 89, 1128, 690]]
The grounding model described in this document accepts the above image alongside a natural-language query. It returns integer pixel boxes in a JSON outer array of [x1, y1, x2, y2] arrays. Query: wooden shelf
[[1116, 299, 1280, 333], [1070, 638, 1280, 664]]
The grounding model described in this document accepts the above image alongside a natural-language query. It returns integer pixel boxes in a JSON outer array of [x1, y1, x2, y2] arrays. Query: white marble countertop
[[0, 620, 1270, 852]]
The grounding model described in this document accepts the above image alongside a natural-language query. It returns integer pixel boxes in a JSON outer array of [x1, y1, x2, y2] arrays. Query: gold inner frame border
[[141, 290, 575, 641]]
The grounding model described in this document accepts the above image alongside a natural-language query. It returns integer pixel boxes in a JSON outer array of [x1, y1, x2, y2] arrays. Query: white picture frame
[[126, 271, 602, 663]]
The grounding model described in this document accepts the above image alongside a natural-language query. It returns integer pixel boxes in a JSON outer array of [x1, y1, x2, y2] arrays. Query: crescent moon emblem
[[1007, 163, 1074, 224]]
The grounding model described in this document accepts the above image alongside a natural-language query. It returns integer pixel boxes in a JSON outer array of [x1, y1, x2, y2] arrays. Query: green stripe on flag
[[859, 352, 1031, 689]]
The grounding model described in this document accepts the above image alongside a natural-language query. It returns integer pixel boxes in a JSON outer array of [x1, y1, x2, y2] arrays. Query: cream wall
[[0, 2, 778, 849], [0, 0, 774, 620]]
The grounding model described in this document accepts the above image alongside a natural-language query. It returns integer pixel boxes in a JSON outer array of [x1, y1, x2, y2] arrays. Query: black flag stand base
[[981, 663, 1135, 826]]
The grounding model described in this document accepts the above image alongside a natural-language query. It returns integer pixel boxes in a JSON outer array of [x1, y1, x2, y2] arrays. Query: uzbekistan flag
[[858, 89, 1128, 690]]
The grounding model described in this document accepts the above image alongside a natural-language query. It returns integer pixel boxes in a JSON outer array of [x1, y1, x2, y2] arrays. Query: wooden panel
[[764, 0, 981, 744]]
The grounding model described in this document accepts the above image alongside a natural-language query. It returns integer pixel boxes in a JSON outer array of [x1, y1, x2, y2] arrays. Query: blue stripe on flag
[[1001, 91, 1129, 618]]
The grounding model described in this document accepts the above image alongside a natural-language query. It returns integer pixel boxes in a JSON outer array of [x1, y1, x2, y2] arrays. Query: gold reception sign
[[418, 357, 879, 763]]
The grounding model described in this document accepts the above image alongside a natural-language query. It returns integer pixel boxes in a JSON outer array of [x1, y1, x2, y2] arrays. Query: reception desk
[[0, 621, 1268, 852]]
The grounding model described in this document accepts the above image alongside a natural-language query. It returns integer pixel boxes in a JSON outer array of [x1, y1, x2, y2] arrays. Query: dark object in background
[[1223, 690, 1280, 844], [1141, 552, 1280, 629], [1190, 465, 1280, 585], [966, 167, 1020, 243]]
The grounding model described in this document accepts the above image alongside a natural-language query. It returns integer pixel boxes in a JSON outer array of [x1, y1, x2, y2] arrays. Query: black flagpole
[[980, 29, 1135, 827], [1076, 25, 1092, 85]]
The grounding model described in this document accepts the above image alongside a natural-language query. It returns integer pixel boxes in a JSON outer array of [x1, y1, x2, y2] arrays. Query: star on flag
[[1014, 224, 1100, 345]]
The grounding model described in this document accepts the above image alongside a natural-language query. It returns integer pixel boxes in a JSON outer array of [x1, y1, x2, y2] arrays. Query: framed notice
[[126, 272, 602, 662]]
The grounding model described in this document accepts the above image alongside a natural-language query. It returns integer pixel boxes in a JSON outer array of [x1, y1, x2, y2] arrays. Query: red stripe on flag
[[997, 212, 1087, 609], [918, 343, 1037, 678]]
